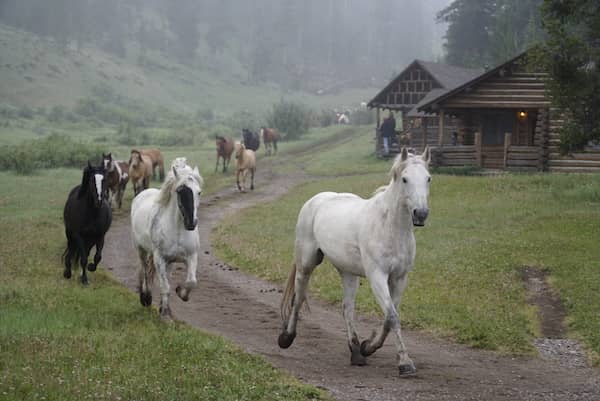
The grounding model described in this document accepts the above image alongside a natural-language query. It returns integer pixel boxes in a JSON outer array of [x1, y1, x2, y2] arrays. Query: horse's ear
[[172, 166, 179, 179], [78, 167, 90, 199], [421, 146, 431, 165], [87, 160, 92, 169], [400, 147, 409, 162]]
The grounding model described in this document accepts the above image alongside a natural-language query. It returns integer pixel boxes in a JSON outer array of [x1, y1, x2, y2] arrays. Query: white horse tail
[[281, 263, 297, 323]]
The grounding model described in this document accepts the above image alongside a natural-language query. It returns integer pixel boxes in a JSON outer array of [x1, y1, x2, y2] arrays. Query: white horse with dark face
[[131, 157, 203, 320], [279, 147, 431, 375]]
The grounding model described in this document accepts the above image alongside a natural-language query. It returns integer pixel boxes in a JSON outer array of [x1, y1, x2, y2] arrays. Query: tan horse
[[234, 141, 256, 192], [128, 149, 153, 196], [261, 127, 280, 155], [215, 136, 235, 173], [140, 148, 165, 181]]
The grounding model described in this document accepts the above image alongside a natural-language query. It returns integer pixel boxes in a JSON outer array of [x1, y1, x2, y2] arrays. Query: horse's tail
[[62, 240, 81, 268], [280, 263, 296, 323], [158, 158, 165, 181]]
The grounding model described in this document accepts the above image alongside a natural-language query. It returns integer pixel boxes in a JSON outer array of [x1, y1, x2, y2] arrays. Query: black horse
[[62, 161, 112, 285], [242, 128, 260, 152]]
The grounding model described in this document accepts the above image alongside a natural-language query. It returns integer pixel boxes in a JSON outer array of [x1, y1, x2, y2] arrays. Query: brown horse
[[140, 148, 165, 181], [102, 153, 129, 209], [234, 141, 256, 192], [128, 149, 153, 196], [261, 127, 279, 155], [215, 135, 235, 173]]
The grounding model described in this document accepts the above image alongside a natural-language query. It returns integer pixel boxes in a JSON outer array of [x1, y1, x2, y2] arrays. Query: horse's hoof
[[140, 291, 152, 307], [80, 277, 89, 286], [350, 343, 367, 366], [87, 263, 97, 272], [278, 331, 296, 349], [360, 339, 376, 357], [398, 362, 417, 376], [63, 270, 71, 279], [159, 306, 173, 322], [175, 286, 189, 302]]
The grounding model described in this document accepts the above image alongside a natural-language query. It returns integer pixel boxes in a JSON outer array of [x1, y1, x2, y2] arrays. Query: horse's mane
[[373, 149, 429, 197], [157, 158, 203, 206]]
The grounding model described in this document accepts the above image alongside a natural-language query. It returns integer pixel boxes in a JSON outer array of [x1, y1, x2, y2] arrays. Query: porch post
[[504, 132, 512, 169], [421, 117, 428, 151], [475, 131, 482, 167], [438, 109, 445, 147], [375, 108, 382, 156]]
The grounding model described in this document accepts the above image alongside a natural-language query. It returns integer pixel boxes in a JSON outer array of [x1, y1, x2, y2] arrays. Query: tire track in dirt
[[103, 139, 600, 401]]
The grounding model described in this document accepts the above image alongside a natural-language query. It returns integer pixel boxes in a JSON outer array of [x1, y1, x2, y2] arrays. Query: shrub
[[267, 101, 311, 140], [18, 105, 35, 119], [0, 134, 105, 173], [48, 105, 66, 122]]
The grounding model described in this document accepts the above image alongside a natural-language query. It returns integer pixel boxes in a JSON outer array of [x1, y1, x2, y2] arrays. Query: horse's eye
[[402, 177, 408, 184], [427, 177, 431, 183]]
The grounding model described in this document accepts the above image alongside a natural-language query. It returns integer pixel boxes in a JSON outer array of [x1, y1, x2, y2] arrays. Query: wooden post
[[421, 117, 428, 151], [475, 131, 482, 167], [503, 132, 512, 169], [438, 109, 445, 147], [375, 108, 381, 156]]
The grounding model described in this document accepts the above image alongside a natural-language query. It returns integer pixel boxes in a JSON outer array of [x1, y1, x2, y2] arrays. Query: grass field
[[0, 126, 359, 401], [213, 138, 600, 363]]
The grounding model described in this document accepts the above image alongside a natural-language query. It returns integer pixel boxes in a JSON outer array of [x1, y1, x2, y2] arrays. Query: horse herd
[[61, 139, 433, 376]]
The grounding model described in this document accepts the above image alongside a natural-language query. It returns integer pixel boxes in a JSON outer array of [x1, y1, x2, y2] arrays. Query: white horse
[[131, 157, 203, 320], [279, 147, 431, 375]]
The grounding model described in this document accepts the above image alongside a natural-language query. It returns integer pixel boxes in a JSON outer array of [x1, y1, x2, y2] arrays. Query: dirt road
[[103, 155, 600, 401]]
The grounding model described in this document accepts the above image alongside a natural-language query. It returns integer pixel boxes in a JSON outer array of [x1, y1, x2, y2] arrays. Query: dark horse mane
[[62, 161, 112, 285]]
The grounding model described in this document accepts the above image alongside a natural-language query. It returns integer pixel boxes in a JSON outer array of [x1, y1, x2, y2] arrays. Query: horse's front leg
[[236, 169, 242, 191], [153, 253, 172, 321], [136, 248, 153, 307], [360, 270, 398, 351], [75, 235, 90, 285], [340, 272, 366, 366], [389, 272, 415, 375], [87, 236, 104, 272], [215, 156, 220, 173], [175, 252, 198, 302], [250, 168, 254, 191]]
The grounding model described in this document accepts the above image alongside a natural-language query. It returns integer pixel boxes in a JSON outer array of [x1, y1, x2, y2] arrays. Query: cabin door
[[481, 111, 515, 168], [481, 111, 515, 145]]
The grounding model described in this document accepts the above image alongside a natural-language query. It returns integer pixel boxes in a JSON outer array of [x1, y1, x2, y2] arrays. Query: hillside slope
[[0, 24, 375, 115]]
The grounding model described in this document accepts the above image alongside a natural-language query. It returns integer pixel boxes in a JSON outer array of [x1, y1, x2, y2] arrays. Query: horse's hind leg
[[273, 140, 278, 155], [215, 156, 220, 173], [250, 168, 254, 191], [278, 245, 323, 349], [340, 272, 366, 366]]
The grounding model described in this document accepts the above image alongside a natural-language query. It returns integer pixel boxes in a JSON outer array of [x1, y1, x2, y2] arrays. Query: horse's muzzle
[[412, 208, 429, 227], [184, 218, 197, 231]]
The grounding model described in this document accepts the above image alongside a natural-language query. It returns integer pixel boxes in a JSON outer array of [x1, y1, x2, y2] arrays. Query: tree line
[[0, 0, 445, 91]]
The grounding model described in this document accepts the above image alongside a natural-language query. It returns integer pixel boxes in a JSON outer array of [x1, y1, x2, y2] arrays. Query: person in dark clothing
[[381, 111, 396, 156]]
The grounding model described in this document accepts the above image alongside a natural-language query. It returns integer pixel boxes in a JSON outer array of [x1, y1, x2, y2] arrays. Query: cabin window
[[403, 93, 411, 104], [408, 82, 414, 92], [424, 81, 431, 91], [416, 82, 422, 92], [411, 93, 419, 104], [400, 82, 406, 92]]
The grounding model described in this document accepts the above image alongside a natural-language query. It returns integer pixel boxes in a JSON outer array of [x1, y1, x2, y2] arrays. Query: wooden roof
[[417, 52, 550, 112], [368, 60, 483, 110]]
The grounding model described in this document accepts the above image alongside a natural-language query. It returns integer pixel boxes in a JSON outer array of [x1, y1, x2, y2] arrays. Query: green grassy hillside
[[0, 23, 376, 116]]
